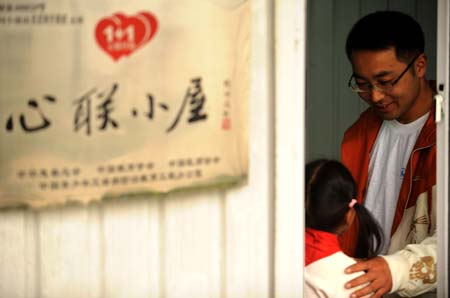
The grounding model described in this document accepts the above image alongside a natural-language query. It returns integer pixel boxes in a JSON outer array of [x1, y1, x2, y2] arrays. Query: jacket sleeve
[[381, 233, 437, 297]]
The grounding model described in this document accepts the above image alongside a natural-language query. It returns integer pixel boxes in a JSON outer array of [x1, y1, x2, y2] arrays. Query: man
[[339, 11, 437, 298]]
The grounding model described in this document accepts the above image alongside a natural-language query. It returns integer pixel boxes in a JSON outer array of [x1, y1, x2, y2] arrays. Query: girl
[[304, 159, 383, 297]]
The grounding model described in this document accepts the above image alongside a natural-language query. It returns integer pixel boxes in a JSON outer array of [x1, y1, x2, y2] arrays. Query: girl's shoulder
[[306, 251, 358, 274], [305, 252, 365, 298]]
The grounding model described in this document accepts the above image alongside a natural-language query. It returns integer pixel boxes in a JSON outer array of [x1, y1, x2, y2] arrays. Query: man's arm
[[344, 233, 437, 298], [382, 233, 436, 296]]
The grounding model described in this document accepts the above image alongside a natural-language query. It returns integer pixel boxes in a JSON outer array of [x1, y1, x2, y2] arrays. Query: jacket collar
[[365, 102, 436, 150], [414, 103, 436, 148]]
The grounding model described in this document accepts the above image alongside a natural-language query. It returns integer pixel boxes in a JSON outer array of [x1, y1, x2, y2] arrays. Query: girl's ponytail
[[352, 202, 384, 259]]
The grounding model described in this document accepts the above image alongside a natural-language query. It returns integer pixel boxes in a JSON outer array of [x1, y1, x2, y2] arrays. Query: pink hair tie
[[349, 199, 357, 208]]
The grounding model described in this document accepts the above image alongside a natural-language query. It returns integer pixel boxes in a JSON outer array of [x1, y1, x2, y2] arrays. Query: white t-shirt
[[364, 112, 429, 254]]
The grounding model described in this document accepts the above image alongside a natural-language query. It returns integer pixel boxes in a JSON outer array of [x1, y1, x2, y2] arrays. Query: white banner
[[0, 0, 249, 208]]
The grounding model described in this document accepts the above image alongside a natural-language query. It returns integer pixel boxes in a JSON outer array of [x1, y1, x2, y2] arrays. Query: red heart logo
[[95, 12, 158, 61]]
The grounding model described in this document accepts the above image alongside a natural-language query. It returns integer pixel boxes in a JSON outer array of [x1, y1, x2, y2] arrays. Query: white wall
[[0, 1, 306, 297]]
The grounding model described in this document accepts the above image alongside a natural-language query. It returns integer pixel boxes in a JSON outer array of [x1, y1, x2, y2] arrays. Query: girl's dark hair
[[305, 159, 384, 258], [345, 11, 424, 63]]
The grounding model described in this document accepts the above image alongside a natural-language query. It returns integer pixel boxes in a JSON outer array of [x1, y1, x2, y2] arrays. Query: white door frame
[[436, 0, 449, 296], [274, 0, 306, 296]]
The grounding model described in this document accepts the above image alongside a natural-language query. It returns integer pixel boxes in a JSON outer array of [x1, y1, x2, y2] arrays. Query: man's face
[[350, 48, 425, 123]]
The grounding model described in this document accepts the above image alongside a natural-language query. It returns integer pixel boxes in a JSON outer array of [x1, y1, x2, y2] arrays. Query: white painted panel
[[0, 210, 28, 298], [37, 205, 101, 298], [163, 192, 222, 298], [24, 211, 39, 298], [225, 187, 272, 298], [0, 210, 39, 298], [102, 198, 160, 298], [223, 0, 273, 297]]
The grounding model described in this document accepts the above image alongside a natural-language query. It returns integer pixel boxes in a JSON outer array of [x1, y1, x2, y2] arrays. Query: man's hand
[[344, 256, 393, 298]]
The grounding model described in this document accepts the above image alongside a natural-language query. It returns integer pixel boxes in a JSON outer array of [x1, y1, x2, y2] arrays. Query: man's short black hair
[[345, 11, 425, 62]]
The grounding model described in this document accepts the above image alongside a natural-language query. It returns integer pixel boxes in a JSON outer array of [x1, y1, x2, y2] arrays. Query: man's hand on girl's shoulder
[[344, 256, 393, 298]]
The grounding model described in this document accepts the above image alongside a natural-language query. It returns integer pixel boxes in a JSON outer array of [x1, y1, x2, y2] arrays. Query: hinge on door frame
[[435, 93, 445, 123]]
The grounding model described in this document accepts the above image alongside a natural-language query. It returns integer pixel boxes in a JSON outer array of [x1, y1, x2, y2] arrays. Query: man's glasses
[[347, 53, 422, 94]]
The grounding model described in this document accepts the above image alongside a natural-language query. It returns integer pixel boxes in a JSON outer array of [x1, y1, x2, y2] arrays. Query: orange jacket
[[339, 106, 436, 257]]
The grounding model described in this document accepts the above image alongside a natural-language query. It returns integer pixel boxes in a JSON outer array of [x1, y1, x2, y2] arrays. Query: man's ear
[[415, 53, 428, 78]]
